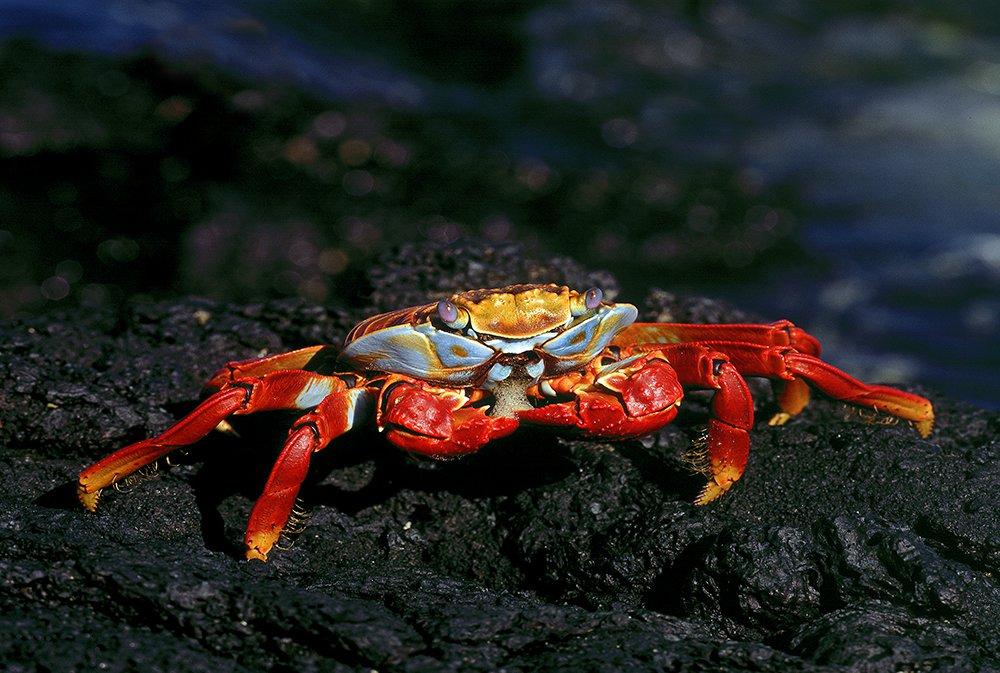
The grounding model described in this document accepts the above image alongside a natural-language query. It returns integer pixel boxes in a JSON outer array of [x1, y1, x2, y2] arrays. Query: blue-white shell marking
[[539, 303, 637, 375], [294, 377, 340, 409], [340, 301, 638, 386], [340, 322, 495, 385]]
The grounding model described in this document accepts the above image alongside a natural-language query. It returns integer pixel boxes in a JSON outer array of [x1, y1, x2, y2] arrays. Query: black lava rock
[[2, 246, 998, 672]]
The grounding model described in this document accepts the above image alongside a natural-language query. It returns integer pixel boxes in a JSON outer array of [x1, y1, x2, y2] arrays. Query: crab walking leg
[[615, 321, 822, 356], [616, 322, 823, 420], [245, 386, 373, 561], [203, 345, 337, 389], [78, 386, 249, 511], [657, 344, 755, 504], [78, 369, 356, 512], [713, 344, 935, 437]]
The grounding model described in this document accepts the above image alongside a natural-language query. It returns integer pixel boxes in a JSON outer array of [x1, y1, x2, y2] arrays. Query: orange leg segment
[[204, 345, 336, 390]]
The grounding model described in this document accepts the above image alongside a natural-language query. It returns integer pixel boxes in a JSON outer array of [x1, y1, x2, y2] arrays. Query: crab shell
[[339, 284, 638, 388]]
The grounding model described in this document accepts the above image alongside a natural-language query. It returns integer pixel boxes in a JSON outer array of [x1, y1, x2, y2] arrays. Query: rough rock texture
[[2, 245, 998, 672]]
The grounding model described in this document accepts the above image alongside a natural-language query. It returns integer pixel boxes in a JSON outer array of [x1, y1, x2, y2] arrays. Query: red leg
[[614, 322, 823, 421], [769, 377, 812, 426], [656, 344, 755, 504], [78, 386, 249, 511], [517, 353, 684, 439], [244, 387, 372, 561], [203, 345, 336, 390], [377, 377, 520, 457], [708, 343, 934, 437], [78, 365, 355, 512], [614, 321, 821, 356]]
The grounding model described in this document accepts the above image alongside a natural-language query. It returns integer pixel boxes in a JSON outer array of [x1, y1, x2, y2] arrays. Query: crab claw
[[380, 380, 519, 457], [519, 355, 683, 438]]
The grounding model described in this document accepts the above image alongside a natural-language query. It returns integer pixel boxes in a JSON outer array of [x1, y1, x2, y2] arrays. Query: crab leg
[[615, 321, 822, 356], [656, 344, 755, 504], [78, 366, 356, 512], [523, 345, 753, 502], [203, 345, 338, 389], [377, 377, 520, 457], [711, 343, 934, 437], [78, 386, 249, 511], [245, 386, 372, 561], [518, 353, 684, 439], [615, 323, 824, 421]]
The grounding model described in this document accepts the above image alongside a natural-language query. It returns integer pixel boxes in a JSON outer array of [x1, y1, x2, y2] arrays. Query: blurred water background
[[0, 0, 997, 409]]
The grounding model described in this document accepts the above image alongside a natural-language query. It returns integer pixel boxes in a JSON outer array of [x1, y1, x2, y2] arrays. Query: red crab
[[78, 284, 934, 560]]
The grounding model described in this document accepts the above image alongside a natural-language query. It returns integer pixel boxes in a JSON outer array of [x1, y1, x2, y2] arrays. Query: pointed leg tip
[[245, 536, 272, 562], [77, 485, 101, 512], [767, 412, 793, 427], [245, 547, 269, 562], [694, 480, 729, 505], [244, 532, 278, 562], [915, 415, 934, 438], [214, 419, 240, 437]]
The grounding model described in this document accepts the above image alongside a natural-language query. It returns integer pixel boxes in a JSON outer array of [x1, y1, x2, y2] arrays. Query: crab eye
[[436, 300, 469, 329], [585, 287, 603, 309], [437, 300, 458, 323]]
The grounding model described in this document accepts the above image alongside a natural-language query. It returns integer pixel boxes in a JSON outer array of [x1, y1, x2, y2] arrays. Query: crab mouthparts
[[489, 374, 534, 418], [484, 352, 542, 418]]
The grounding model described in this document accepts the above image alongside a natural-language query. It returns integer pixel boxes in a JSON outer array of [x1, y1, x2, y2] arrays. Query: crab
[[78, 284, 934, 561]]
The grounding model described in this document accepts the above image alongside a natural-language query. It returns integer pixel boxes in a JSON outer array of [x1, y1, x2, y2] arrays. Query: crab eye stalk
[[436, 300, 469, 329], [585, 287, 603, 309], [571, 287, 604, 316]]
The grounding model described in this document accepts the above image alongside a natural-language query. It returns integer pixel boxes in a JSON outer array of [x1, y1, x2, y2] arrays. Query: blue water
[[731, 44, 1000, 409], [1, 0, 997, 409]]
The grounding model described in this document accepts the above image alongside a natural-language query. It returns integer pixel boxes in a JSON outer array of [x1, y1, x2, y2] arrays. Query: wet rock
[[2, 245, 998, 671]]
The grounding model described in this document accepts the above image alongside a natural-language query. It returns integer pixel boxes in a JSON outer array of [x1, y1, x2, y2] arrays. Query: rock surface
[[2, 246, 998, 672]]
